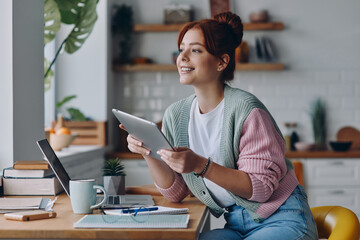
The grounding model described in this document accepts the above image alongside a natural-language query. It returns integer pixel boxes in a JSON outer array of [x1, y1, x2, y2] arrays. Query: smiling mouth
[[180, 67, 195, 72]]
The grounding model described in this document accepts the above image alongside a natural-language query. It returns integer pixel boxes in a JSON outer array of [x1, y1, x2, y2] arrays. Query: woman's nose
[[179, 50, 189, 62]]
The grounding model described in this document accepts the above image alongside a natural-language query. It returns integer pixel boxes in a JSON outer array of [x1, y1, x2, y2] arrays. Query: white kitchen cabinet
[[302, 158, 360, 218]]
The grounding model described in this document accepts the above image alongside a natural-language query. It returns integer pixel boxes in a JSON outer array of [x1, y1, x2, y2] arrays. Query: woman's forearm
[[204, 160, 253, 199], [143, 155, 175, 189]]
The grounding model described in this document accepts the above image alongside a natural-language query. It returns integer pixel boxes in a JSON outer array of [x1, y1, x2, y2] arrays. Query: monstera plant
[[44, 0, 98, 121], [44, 0, 98, 91]]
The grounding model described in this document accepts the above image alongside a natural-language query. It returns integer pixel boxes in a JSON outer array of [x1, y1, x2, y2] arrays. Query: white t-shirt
[[188, 98, 235, 208]]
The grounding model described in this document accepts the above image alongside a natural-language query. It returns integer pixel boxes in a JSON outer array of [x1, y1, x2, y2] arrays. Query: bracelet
[[194, 157, 211, 178]]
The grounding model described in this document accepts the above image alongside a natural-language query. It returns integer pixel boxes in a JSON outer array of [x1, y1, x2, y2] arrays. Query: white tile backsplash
[[328, 84, 354, 96], [116, 70, 360, 143]]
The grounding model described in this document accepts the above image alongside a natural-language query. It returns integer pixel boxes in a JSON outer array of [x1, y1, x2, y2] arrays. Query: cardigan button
[[202, 191, 206, 195]]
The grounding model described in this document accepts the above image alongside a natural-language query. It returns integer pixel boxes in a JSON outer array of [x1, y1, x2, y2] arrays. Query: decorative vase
[[103, 175, 125, 195], [310, 98, 327, 150]]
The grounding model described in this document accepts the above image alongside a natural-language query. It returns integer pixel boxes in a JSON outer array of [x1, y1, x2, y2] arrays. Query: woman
[[121, 12, 318, 240]]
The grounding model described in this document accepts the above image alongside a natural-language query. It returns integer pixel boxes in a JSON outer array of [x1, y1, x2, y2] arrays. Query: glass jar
[[284, 122, 292, 151], [290, 123, 299, 151]]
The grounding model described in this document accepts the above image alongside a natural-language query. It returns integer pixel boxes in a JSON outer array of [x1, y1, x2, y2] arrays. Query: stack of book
[[2, 160, 63, 196]]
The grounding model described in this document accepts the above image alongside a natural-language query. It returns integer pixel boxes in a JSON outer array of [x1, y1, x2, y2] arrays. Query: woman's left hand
[[157, 147, 207, 174]]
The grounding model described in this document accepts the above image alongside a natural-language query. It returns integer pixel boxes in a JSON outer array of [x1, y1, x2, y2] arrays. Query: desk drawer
[[304, 159, 360, 187]]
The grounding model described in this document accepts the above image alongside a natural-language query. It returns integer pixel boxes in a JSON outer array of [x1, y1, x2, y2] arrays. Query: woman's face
[[176, 28, 221, 86]]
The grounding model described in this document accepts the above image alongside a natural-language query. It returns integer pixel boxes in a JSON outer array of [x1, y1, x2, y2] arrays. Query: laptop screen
[[36, 139, 71, 196]]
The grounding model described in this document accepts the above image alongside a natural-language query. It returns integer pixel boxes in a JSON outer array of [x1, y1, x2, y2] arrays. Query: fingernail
[[146, 151, 150, 155], [138, 142, 142, 146]]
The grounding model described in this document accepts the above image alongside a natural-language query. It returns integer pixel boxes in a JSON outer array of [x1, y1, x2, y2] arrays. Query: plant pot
[[103, 175, 125, 195]]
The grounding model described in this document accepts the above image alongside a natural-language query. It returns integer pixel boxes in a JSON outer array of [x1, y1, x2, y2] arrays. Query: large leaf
[[56, 95, 77, 108], [44, 0, 61, 44], [64, 0, 98, 54], [67, 107, 87, 121], [54, 0, 81, 24], [44, 57, 53, 91]]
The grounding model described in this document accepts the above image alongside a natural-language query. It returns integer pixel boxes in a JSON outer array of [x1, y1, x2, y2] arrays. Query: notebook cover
[[3, 167, 53, 178], [73, 214, 190, 229], [13, 161, 49, 170]]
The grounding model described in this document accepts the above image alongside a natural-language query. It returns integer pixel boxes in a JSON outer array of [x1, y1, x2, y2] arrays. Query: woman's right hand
[[119, 124, 151, 156], [120, 124, 175, 190]]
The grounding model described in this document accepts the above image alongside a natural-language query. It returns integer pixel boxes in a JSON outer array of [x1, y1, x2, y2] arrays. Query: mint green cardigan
[[162, 85, 294, 222]]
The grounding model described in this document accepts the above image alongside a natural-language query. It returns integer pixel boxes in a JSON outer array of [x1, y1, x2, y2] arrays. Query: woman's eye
[[192, 49, 201, 53], [178, 49, 184, 53]]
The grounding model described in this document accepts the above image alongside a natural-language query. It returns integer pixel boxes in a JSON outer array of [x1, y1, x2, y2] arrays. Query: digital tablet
[[112, 109, 174, 160]]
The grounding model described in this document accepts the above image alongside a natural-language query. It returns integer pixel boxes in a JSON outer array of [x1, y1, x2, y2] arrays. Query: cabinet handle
[[328, 190, 345, 194], [330, 161, 344, 165]]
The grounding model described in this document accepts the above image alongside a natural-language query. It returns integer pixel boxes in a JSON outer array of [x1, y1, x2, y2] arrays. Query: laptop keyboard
[[108, 195, 120, 205], [95, 194, 155, 207], [96, 195, 121, 205]]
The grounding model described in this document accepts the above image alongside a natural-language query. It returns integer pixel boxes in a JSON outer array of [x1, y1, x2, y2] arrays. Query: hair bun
[[214, 11, 243, 46]]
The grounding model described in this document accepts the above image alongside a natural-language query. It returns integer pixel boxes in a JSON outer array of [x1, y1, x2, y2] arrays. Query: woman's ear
[[217, 54, 230, 71]]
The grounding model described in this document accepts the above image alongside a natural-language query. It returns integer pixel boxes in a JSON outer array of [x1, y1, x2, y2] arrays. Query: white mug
[[69, 179, 107, 214]]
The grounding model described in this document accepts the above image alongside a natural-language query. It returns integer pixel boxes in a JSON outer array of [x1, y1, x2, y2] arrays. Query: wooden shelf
[[133, 22, 284, 32], [113, 63, 285, 72], [236, 63, 284, 71], [286, 150, 360, 159], [107, 152, 143, 159]]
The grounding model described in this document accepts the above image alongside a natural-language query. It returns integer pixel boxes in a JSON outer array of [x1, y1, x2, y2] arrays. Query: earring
[[217, 67, 222, 71]]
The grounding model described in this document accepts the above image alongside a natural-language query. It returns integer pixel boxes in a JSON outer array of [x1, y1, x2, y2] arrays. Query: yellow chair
[[311, 206, 360, 240]]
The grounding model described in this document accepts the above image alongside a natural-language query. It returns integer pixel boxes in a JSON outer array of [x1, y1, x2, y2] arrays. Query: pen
[[122, 207, 158, 214]]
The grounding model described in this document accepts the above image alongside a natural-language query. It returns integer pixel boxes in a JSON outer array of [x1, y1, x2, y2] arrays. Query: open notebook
[[73, 214, 190, 229], [104, 206, 189, 216]]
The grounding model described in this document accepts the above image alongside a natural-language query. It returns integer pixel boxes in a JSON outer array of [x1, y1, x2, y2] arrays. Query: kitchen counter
[[286, 150, 360, 158]]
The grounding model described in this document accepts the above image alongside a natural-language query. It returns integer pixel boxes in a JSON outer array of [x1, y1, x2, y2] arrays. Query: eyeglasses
[[99, 205, 151, 223]]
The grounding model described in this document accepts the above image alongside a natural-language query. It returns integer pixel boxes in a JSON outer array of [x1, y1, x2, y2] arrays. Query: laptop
[[36, 139, 154, 208]]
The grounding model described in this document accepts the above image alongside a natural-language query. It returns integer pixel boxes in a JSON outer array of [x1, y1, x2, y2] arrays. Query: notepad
[[73, 214, 190, 229], [104, 206, 189, 216], [0, 198, 51, 213]]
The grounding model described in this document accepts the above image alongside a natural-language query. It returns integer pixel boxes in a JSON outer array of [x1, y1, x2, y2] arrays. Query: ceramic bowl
[[249, 10, 269, 23], [329, 141, 352, 152], [294, 142, 316, 151], [50, 133, 77, 151]]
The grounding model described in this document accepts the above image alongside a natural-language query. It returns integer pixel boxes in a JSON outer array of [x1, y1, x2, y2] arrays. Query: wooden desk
[[0, 193, 209, 239]]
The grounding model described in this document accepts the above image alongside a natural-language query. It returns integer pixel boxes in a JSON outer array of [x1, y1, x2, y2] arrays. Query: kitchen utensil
[[336, 126, 360, 150]]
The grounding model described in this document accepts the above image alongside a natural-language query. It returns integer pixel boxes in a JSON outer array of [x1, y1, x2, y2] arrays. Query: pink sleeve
[[238, 108, 287, 203], [154, 172, 191, 202]]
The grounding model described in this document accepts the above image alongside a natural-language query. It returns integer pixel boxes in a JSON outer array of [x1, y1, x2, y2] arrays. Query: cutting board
[[336, 126, 360, 150]]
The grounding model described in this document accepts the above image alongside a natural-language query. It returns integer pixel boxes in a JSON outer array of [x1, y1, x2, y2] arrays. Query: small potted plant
[[309, 98, 327, 150], [103, 158, 126, 195]]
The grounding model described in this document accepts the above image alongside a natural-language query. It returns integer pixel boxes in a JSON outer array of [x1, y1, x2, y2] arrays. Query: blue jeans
[[199, 185, 318, 240]]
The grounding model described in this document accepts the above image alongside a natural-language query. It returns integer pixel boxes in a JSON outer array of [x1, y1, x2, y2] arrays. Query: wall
[[0, 1, 13, 169], [0, 0, 45, 170], [109, 0, 360, 147]]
